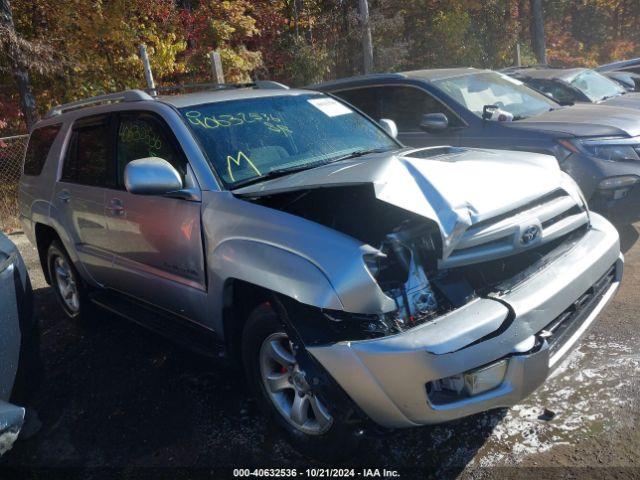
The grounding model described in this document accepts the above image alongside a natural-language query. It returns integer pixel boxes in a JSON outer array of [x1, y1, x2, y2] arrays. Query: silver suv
[[18, 84, 622, 456]]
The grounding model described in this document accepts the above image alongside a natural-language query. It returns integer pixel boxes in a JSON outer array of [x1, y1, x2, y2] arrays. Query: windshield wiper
[[231, 161, 327, 189], [231, 148, 391, 190], [326, 147, 390, 163]]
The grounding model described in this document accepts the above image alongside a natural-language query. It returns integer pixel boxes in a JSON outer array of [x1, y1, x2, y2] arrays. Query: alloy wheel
[[53, 255, 80, 313], [259, 332, 333, 435]]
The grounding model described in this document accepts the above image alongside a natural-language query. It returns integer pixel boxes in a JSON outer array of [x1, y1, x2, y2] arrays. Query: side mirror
[[379, 118, 398, 139], [419, 113, 449, 132], [124, 157, 183, 195]]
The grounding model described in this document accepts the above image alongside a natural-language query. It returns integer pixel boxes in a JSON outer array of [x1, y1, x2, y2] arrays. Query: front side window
[[570, 70, 625, 102], [116, 113, 186, 187], [526, 79, 581, 104], [180, 93, 397, 188], [336, 88, 380, 119], [61, 115, 111, 187], [23, 124, 61, 176], [433, 72, 558, 120], [378, 86, 462, 131]]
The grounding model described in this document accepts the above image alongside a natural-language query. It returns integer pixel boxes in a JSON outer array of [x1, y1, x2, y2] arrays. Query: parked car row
[[9, 60, 634, 458], [503, 67, 640, 108], [313, 67, 640, 214]]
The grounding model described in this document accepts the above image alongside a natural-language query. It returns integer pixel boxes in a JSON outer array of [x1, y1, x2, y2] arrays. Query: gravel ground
[[1, 219, 639, 480]]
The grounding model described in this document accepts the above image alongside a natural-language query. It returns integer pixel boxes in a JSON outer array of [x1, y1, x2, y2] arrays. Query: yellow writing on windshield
[[227, 151, 262, 182], [185, 110, 293, 136]]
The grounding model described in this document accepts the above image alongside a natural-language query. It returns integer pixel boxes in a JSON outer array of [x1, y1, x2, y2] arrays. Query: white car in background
[[0, 233, 40, 455]]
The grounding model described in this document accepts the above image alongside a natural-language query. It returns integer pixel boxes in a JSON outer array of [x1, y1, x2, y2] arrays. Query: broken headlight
[[278, 295, 404, 345], [364, 230, 440, 328], [321, 309, 403, 340]]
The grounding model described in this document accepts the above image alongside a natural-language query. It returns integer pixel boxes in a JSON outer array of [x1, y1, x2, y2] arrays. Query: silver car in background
[[18, 84, 622, 457], [0, 233, 38, 456]]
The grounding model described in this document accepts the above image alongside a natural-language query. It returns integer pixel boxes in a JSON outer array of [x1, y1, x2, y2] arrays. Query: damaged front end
[[245, 180, 590, 346], [230, 148, 619, 429]]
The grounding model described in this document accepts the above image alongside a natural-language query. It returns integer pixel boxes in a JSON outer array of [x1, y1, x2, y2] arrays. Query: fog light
[[463, 360, 508, 396], [598, 175, 638, 190], [433, 359, 508, 398]]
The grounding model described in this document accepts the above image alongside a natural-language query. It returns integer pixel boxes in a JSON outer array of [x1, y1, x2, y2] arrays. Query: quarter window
[[23, 124, 61, 176], [116, 113, 186, 187]]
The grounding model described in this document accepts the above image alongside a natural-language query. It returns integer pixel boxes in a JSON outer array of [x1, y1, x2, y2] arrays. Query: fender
[[209, 239, 344, 328]]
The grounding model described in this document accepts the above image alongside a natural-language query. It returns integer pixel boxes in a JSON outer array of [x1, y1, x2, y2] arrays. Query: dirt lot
[[1, 218, 639, 479]]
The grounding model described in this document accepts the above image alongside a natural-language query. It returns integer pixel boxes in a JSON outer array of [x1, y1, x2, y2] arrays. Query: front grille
[[441, 189, 589, 268], [542, 264, 616, 357]]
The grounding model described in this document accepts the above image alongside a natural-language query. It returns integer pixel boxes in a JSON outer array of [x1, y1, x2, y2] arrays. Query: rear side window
[[62, 115, 113, 187], [23, 125, 61, 176]]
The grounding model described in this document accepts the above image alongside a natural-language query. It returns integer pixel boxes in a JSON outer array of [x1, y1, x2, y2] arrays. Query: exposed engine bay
[[242, 183, 588, 333]]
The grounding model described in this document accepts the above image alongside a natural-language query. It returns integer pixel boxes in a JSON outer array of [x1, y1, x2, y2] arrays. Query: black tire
[[241, 302, 361, 460], [46, 240, 94, 321]]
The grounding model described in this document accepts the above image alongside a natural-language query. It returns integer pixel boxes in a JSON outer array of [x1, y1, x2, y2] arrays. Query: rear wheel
[[242, 302, 360, 459], [46, 241, 93, 320]]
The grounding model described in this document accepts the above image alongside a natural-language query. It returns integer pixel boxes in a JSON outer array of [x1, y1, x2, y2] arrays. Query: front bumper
[[590, 183, 640, 221], [562, 151, 640, 210], [308, 213, 622, 428]]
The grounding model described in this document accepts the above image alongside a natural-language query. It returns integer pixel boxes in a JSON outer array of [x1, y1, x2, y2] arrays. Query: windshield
[[180, 93, 397, 189], [432, 71, 558, 120], [570, 70, 625, 102]]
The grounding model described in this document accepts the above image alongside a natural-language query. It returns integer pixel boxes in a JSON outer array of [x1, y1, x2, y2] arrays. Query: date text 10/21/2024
[[233, 469, 401, 478]]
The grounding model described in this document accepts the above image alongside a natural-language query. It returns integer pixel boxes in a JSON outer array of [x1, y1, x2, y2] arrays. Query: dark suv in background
[[505, 67, 640, 108], [313, 68, 640, 215]]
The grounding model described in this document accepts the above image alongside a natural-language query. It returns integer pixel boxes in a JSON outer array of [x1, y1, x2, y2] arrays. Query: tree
[[530, 0, 547, 64], [0, 0, 38, 130], [359, 0, 374, 74]]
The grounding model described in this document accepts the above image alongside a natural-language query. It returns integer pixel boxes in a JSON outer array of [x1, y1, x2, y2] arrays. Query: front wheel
[[242, 303, 360, 459]]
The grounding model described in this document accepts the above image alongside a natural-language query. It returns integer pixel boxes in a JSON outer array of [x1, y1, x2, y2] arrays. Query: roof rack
[[45, 89, 152, 118], [44, 81, 290, 118], [151, 80, 289, 95]]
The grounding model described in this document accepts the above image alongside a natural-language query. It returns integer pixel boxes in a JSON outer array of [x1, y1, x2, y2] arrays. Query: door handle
[[57, 190, 72, 203], [106, 198, 125, 216]]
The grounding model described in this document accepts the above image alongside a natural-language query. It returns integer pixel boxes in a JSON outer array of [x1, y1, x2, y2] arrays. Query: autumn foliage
[[1, 0, 639, 134]]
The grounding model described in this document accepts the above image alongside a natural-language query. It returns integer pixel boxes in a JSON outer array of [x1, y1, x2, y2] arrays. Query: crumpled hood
[[508, 103, 640, 137], [234, 147, 580, 259]]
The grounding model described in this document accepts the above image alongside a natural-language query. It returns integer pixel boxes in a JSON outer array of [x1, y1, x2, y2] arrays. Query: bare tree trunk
[[530, 0, 547, 65], [0, 0, 38, 131], [359, 0, 374, 74]]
